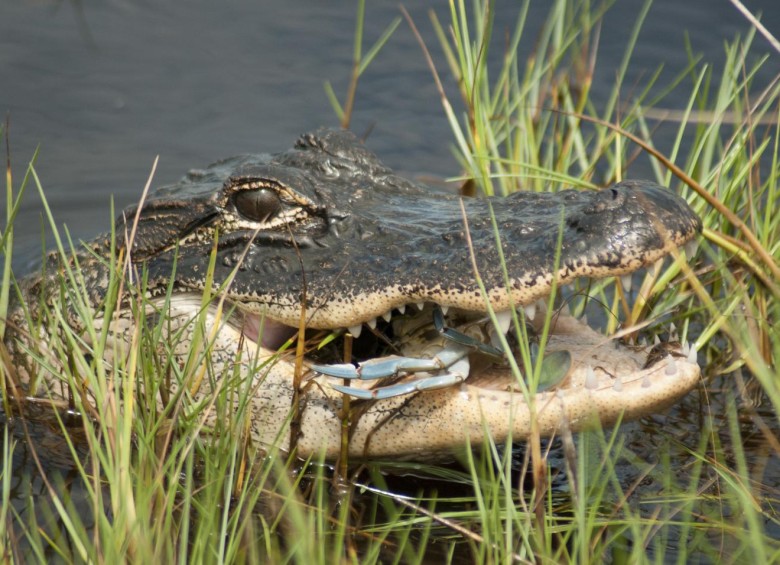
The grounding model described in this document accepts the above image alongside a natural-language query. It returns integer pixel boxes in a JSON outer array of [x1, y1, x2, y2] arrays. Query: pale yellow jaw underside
[[88, 296, 701, 461], [291, 312, 700, 460]]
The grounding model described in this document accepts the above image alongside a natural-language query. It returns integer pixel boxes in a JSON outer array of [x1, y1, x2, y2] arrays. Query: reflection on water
[[2, 405, 100, 560]]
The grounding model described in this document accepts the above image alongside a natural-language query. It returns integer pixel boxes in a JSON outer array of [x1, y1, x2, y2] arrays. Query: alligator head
[[5, 129, 702, 461]]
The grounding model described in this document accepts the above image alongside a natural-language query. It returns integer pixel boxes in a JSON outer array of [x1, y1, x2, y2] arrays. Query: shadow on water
[[1, 405, 104, 560]]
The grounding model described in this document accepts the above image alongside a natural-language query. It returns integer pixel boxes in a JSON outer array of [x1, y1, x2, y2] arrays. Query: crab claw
[[330, 374, 464, 399], [311, 348, 470, 382]]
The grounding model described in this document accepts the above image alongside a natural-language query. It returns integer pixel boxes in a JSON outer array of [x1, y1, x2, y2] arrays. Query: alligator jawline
[[78, 288, 701, 461], [214, 294, 698, 398], [200, 293, 700, 460]]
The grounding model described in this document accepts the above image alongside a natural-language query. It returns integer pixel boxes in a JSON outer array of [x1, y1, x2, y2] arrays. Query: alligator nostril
[[610, 188, 619, 200]]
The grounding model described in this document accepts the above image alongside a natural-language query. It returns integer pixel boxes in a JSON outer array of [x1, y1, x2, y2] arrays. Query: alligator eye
[[234, 188, 282, 223]]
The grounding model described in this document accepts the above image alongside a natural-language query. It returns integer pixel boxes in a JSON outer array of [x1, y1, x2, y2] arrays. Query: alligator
[[2, 129, 702, 461]]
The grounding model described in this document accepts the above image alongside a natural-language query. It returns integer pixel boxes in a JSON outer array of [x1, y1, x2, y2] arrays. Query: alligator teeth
[[348, 324, 363, 338], [440, 305, 449, 316], [381, 311, 392, 323], [665, 354, 677, 376], [523, 302, 536, 321], [584, 366, 598, 390], [495, 310, 512, 334], [639, 337, 648, 348], [612, 375, 623, 392], [684, 239, 699, 258], [687, 343, 698, 364], [415, 302, 425, 311], [397, 305, 406, 315], [682, 341, 690, 356], [653, 335, 661, 346], [669, 322, 677, 340], [620, 274, 633, 293], [366, 318, 377, 330], [581, 313, 588, 326]]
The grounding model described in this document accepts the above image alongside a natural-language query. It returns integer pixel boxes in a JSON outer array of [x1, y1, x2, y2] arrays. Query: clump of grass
[[0, 150, 440, 560], [407, 0, 780, 561], [426, 0, 780, 367], [2, 0, 780, 562], [324, 0, 401, 131], [0, 176, 424, 561]]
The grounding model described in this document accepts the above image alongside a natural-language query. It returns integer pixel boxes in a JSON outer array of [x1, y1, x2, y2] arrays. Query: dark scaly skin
[[3, 129, 703, 460]]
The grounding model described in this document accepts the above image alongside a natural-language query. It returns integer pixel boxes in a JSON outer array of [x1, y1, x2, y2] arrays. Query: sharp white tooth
[[415, 302, 425, 311], [440, 305, 449, 316], [397, 305, 406, 315], [665, 354, 677, 376], [620, 274, 633, 293], [639, 337, 648, 347], [612, 375, 623, 392], [687, 344, 698, 364], [495, 310, 512, 334], [348, 324, 363, 338], [669, 322, 677, 339], [581, 313, 588, 326], [684, 239, 698, 258], [524, 302, 536, 321], [366, 318, 377, 330], [653, 335, 661, 346], [682, 342, 690, 356], [642, 374, 652, 388], [584, 366, 598, 390], [381, 311, 392, 322]]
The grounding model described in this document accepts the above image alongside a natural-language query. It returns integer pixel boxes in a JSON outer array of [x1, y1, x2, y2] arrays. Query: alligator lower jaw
[[74, 292, 701, 461], [219, 298, 700, 460]]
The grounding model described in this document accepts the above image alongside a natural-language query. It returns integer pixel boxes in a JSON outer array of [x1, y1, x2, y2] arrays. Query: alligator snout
[[4, 128, 703, 461]]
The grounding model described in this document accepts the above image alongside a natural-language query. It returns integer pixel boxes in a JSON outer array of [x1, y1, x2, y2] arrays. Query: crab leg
[[330, 359, 469, 400], [312, 305, 511, 399]]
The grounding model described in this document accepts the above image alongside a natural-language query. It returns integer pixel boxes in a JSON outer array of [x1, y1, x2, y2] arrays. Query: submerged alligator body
[[4, 129, 702, 460]]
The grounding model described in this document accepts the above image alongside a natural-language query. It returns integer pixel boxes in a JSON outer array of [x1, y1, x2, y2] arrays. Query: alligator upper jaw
[[152, 177, 703, 333]]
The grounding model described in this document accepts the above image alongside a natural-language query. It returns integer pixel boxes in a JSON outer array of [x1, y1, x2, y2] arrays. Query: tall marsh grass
[[1, 0, 780, 562]]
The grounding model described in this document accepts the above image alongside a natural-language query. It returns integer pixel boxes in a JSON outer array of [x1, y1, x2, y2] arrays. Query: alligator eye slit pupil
[[234, 188, 282, 223]]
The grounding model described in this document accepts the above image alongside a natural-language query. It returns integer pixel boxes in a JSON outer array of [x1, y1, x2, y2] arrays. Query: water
[[2, 0, 779, 559], [2, 0, 778, 266]]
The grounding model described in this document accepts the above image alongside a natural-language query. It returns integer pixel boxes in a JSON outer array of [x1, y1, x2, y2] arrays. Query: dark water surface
[[2, 0, 780, 560], [2, 0, 778, 266]]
